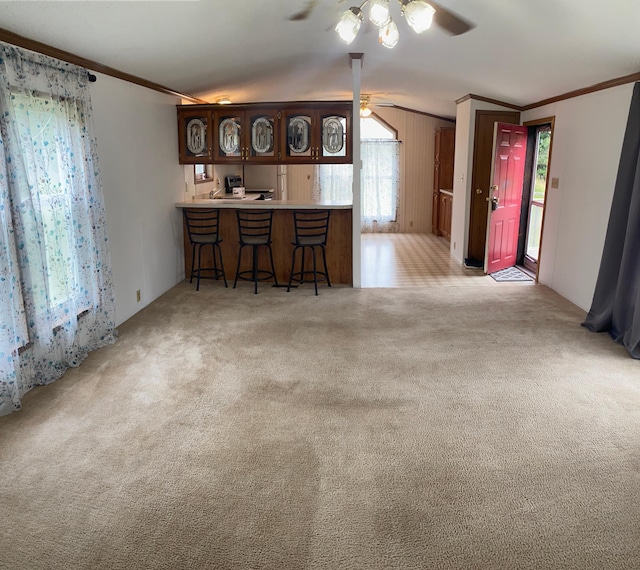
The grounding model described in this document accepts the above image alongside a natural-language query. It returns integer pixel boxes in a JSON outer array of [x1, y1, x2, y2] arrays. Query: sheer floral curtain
[[315, 140, 400, 232], [0, 43, 116, 415]]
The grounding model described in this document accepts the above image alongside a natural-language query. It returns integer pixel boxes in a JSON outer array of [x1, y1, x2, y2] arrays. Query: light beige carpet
[[1, 281, 639, 570]]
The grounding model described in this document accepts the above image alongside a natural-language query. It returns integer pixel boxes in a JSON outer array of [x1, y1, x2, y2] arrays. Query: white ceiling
[[1, 0, 639, 118]]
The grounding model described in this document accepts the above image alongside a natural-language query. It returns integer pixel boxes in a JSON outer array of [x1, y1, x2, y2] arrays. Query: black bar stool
[[233, 209, 278, 294], [287, 209, 331, 296], [183, 209, 227, 291]]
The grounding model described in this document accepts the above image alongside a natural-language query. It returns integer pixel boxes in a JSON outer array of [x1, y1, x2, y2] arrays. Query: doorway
[[518, 118, 554, 279]]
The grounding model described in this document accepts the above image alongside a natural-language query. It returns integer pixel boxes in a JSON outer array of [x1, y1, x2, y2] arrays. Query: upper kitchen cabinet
[[281, 105, 352, 164], [213, 108, 280, 163], [177, 102, 352, 165], [177, 109, 212, 163]]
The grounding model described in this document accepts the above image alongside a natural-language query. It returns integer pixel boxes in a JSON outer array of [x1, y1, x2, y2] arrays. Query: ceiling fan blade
[[288, 0, 319, 21], [429, 1, 475, 36]]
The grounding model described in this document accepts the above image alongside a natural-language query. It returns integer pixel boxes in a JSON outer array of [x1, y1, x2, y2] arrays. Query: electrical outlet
[[136, 290, 141, 303]]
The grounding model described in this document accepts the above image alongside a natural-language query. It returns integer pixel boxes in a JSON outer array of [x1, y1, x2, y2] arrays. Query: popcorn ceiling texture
[[0, 281, 638, 569]]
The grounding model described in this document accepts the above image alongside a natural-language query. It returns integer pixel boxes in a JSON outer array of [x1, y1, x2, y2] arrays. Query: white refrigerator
[[243, 165, 288, 200]]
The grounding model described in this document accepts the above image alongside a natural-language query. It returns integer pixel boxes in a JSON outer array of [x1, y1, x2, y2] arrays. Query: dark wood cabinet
[[438, 192, 453, 241], [177, 102, 352, 165], [280, 106, 352, 164], [177, 109, 212, 164], [432, 126, 455, 239], [212, 108, 280, 163]]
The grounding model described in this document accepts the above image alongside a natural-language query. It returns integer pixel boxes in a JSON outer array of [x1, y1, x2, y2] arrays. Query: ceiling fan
[[289, 0, 475, 38]]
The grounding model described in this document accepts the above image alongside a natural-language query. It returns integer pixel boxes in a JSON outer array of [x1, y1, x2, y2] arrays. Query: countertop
[[176, 199, 353, 210]]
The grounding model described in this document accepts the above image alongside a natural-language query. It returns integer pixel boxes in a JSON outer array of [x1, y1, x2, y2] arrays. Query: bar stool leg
[[321, 245, 331, 287], [215, 243, 228, 287], [268, 245, 278, 287], [252, 245, 259, 295], [211, 243, 217, 284], [233, 245, 244, 289], [190, 243, 197, 284], [196, 244, 203, 291], [312, 246, 319, 296], [287, 247, 298, 292]]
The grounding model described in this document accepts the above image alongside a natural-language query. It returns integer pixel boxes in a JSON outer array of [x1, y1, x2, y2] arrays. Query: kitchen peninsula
[[175, 200, 353, 285]]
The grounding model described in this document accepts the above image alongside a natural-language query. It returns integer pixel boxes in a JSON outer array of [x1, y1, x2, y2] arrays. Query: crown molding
[[454, 94, 522, 110], [523, 72, 640, 110]]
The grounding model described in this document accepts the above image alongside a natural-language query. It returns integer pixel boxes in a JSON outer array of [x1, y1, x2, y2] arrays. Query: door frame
[[467, 110, 521, 265], [522, 116, 555, 282]]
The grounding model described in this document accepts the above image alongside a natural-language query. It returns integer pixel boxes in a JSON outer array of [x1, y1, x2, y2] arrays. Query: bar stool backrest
[[184, 209, 221, 243], [293, 210, 331, 246], [237, 210, 274, 245]]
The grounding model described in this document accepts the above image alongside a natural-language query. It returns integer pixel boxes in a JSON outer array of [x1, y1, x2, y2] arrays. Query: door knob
[[476, 188, 483, 194]]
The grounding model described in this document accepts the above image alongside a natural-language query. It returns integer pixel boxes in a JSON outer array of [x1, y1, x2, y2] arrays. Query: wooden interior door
[[467, 110, 520, 263], [484, 122, 528, 274]]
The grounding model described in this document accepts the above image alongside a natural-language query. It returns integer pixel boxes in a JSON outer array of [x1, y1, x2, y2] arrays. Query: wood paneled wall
[[373, 107, 454, 233]]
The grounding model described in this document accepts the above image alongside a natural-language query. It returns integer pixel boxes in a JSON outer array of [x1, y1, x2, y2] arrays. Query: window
[[317, 115, 400, 232], [194, 164, 213, 184], [11, 91, 90, 323]]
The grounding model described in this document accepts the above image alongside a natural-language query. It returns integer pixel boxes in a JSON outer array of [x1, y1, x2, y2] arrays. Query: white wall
[[451, 99, 519, 264], [90, 74, 185, 326], [522, 83, 634, 311]]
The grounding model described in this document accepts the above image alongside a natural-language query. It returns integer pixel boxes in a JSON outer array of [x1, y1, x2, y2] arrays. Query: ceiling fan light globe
[[403, 0, 435, 34], [336, 7, 363, 44], [379, 19, 400, 48], [360, 96, 373, 117], [369, 0, 391, 28]]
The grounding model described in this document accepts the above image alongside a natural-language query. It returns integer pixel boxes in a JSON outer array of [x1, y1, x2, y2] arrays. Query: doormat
[[490, 266, 534, 282]]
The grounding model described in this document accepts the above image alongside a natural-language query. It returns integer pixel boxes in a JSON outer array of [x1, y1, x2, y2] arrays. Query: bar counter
[[175, 200, 353, 285]]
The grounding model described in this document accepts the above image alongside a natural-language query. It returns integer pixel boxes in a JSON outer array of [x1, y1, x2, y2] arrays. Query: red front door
[[484, 122, 528, 274]]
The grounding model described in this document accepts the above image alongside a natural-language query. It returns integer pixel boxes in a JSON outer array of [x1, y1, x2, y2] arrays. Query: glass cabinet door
[[283, 112, 313, 160], [178, 111, 212, 163], [320, 112, 350, 161], [248, 111, 278, 161], [214, 111, 243, 162]]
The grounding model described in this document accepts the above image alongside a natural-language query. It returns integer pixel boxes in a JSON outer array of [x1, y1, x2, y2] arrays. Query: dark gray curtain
[[582, 82, 640, 359]]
